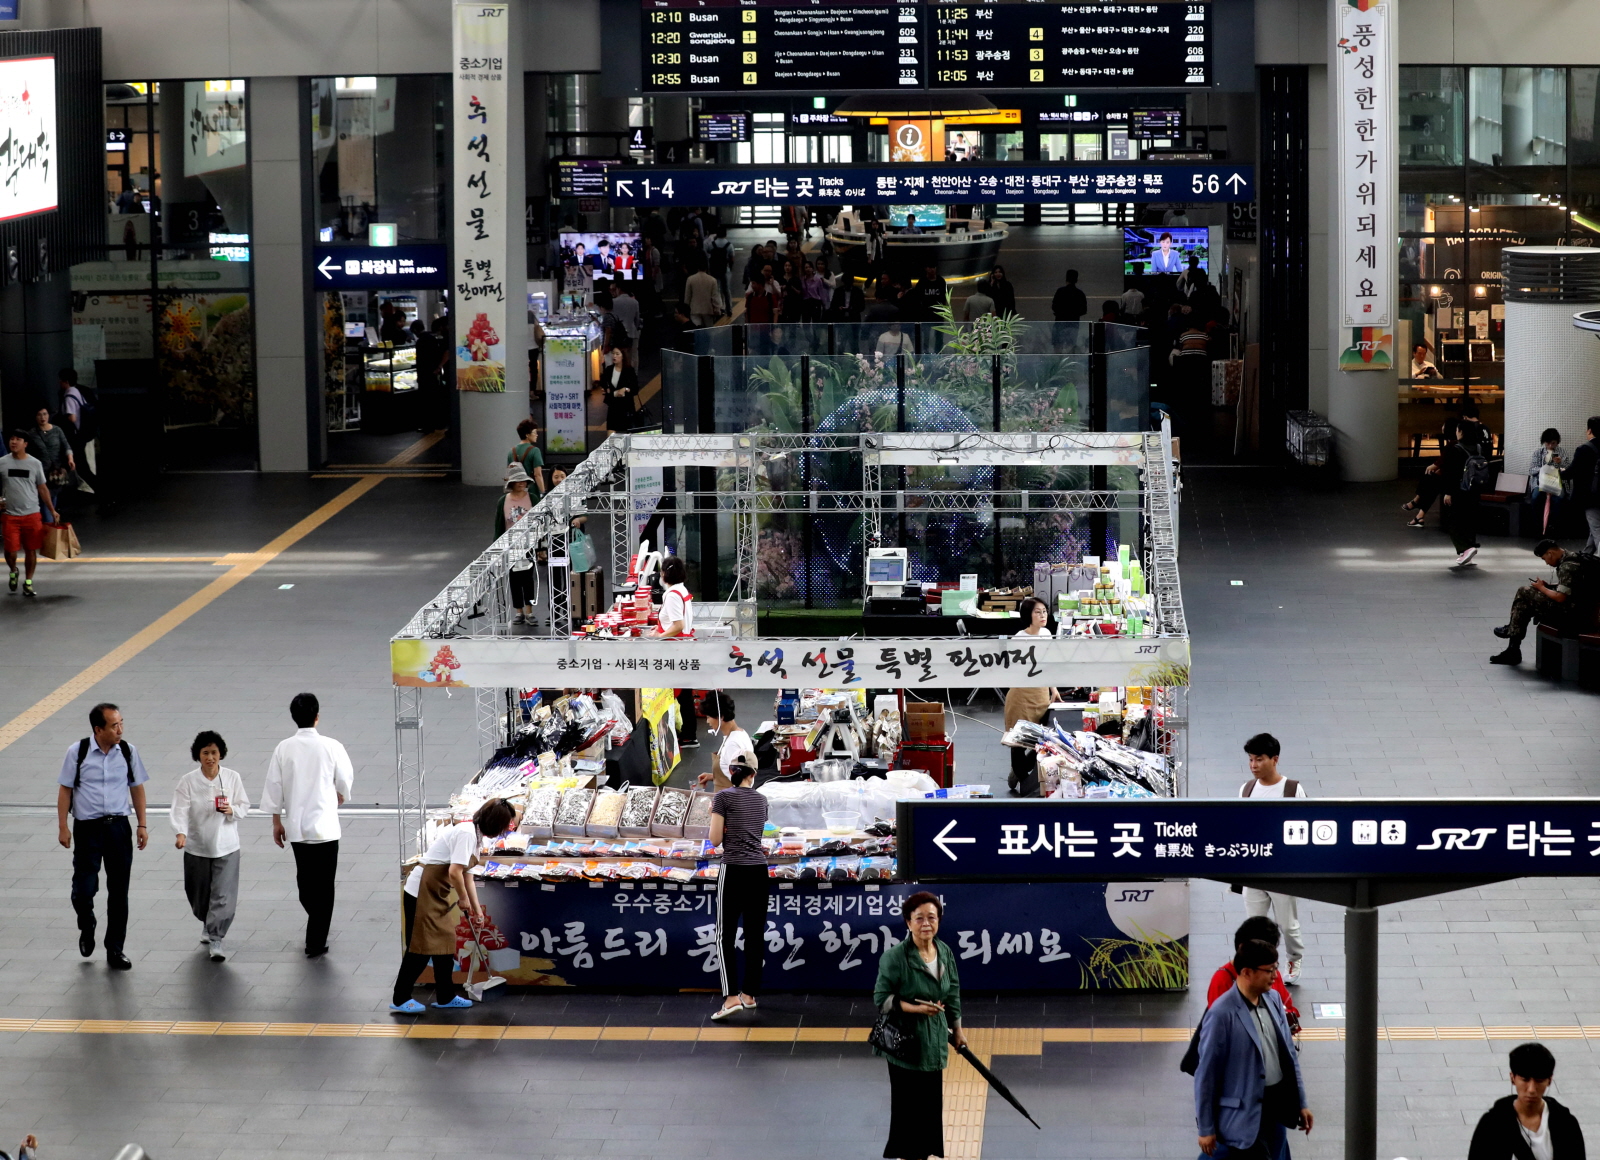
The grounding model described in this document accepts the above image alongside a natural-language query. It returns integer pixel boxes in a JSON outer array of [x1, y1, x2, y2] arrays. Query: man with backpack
[[1441, 416, 1490, 568], [1237, 733, 1306, 984], [55, 702, 150, 970], [57, 367, 97, 497], [1490, 539, 1597, 666], [1563, 416, 1600, 553]]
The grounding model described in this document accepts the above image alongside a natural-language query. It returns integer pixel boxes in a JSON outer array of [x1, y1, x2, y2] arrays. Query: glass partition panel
[[1104, 347, 1150, 431], [1005, 354, 1090, 433]]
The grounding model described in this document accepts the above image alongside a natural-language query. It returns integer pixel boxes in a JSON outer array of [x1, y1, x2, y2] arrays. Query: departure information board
[[927, 2, 1208, 88], [642, 0, 919, 94], [643, 0, 1208, 92]]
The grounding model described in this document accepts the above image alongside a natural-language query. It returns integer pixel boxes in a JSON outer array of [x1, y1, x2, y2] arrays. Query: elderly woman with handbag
[[872, 891, 966, 1160]]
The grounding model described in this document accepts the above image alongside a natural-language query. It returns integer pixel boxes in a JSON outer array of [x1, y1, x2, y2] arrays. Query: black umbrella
[[950, 1034, 1042, 1130]]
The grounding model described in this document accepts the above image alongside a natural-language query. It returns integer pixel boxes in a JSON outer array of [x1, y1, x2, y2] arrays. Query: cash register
[[864, 548, 924, 616]]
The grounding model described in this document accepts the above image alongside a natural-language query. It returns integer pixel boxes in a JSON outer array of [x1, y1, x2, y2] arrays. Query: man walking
[[260, 693, 353, 957], [1237, 733, 1305, 984], [1490, 539, 1594, 665], [56, 703, 149, 969], [1, 429, 58, 598], [1195, 939, 1313, 1159], [1051, 269, 1087, 322], [1441, 416, 1489, 567], [1564, 416, 1600, 552]]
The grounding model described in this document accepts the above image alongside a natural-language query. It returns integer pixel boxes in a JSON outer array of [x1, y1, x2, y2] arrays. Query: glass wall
[[76, 80, 257, 470], [1398, 65, 1596, 455]]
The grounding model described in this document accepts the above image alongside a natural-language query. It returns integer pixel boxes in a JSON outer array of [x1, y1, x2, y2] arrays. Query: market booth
[[390, 430, 1190, 992]]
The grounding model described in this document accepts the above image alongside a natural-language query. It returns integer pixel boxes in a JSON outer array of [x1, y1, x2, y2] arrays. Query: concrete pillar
[[1503, 247, 1600, 468], [250, 76, 314, 471], [455, 0, 530, 487]]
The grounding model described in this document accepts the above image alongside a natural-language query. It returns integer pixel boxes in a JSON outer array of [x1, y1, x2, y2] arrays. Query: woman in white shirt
[[391, 797, 518, 1014], [654, 555, 700, 749], [170, 730, 251, 962], [1003, 597, 1059, 796]]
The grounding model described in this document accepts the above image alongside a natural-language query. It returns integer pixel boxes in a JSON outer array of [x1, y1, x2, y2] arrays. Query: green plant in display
[[1133, 661, 1191, 687], [748, 355, 803, 433], [1078, 927, 1188, 990]]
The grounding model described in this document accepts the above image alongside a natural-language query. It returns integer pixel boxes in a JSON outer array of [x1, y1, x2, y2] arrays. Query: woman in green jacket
[[873, 891, 967, 1160]]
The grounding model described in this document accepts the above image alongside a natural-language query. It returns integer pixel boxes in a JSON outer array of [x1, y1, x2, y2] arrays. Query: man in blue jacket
[[1195, 939, 1314, 1159]]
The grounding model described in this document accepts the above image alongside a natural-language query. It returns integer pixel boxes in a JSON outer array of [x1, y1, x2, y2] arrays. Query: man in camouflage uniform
[[1490, 539, 1587, 665]]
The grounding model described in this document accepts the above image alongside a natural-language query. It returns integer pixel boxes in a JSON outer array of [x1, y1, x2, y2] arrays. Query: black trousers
[[71, 816, 132, 953], [884, 1062, 944, 1160], [677, 688, 698, 743], [392, 891, 460, 1005], [291, 840, 339, 953], [716, 862, 769, 996], [1447, 492, 1480, 553]]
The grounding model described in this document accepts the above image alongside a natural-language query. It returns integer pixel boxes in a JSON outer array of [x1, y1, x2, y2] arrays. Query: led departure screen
[[557, 158, 623, 197], [1131, 107, 1182, 138], [642, 0, 920, 94], [695, 111, 753, 141]]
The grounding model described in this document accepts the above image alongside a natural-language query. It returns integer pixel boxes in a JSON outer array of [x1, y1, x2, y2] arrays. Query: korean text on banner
[[453, 2, 510, 393], [1334, 0, 1396, 370], [543, 337, 588, 454]]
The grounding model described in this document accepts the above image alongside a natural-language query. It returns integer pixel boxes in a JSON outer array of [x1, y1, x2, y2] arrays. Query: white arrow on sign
[[933, 819, 976, 862], [1225, 173, 1247, 194], [316, 256, 339, 280], [613, 179, 635, 198]]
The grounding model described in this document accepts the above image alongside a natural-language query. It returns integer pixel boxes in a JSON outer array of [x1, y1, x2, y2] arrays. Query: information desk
[[467, 876, 1188, 991]]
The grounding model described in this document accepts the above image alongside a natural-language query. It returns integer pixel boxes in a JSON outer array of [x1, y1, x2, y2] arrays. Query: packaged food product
[[683, 792, 716, 839], [554, 787, 596, 836], [521, 783, 562, 836], [652, 787, 692, 837], [586, 791, 627, 836], [620, 785, 659, 833]]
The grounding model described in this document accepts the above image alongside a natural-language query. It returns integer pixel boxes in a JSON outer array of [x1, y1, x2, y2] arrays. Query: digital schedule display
[[642, 0, 921, 94], [557, 158, 624, 198], [927, 2, 1208, 88], [695, 111, 753, 141]]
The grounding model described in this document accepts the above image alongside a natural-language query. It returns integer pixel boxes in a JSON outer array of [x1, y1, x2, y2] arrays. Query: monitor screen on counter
[[1122, 226, 1208, 277], [0, 55, 57, 222], [889, 204, 947, 229], [558, 232, 644, 281]]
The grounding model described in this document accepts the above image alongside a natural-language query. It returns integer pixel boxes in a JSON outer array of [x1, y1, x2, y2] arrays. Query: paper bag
[[40, 522, 80, 561]]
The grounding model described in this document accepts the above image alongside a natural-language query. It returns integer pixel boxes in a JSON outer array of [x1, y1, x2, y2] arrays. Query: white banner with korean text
[[453, 2, 510, 392], [392, 635, 1192, 691], [1334, 0, 1397, 371]]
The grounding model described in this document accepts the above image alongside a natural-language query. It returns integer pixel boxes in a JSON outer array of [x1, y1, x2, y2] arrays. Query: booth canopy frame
[[390, 429, 1187, 858]]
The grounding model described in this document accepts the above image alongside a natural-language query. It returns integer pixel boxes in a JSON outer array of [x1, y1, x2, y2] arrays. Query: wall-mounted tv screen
[[558, 231, 644, 281], [889, 204, 947, 229], [1122, 226, 1209, 276]]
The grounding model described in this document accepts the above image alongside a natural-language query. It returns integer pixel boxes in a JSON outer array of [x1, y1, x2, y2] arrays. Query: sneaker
[[6, 571, 14, 593], [679, 738, 700, 749], [432, 996, 473, 1009], [1454, 546, 1478, 567], [1490, 647, 1523, 666], [209, 941, 229, 963], [198, 935, 211, 947], [1284, 960, 1301, 985], [389, 999, 426, 1015], [21, 581, 34, 599], [710, 1000, 742, 1021], [511, 612, 525, 625]]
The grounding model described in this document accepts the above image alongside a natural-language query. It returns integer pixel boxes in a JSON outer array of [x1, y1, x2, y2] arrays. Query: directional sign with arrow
[[932, 819, 977, 861], [310, 244, 449, 290]]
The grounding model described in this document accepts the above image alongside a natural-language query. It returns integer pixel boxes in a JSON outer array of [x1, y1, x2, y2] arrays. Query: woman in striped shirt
[[709, 757, 768, 1021]]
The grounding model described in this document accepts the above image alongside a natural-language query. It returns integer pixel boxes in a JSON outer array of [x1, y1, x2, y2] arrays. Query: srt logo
[[1415, 827, 1495, 851], [711, 181, 751, 195], [1114, 888, 1154, 902]]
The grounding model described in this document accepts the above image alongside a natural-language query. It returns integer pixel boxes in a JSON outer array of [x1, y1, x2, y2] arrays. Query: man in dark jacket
[[1563, 416, 1600, 553], [1468, 1042, 1585, 1160], [1052, 268, 1088, 322], [1441, 417, 1488, 567]]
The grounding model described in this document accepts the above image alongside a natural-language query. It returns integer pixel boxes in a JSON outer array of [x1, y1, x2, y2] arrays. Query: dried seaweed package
[[586, 790, 627, 838], [554, 787, 596, 837], [683, 791, 716, 840], [619, 785, 659, 839], [521, 783, 561, 838], [651, 787, 692, 838]]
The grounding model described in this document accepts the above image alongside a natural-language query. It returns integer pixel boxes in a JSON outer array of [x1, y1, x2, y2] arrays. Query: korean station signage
[[452, 1, 510, 392], [391, 634, 1191, 691], [0, 55, 57, 222], [1334, 0, 1396, 371], [606, 162, 1253, 205], [897, 798, 1600, 883], [311, 245, 449, 289]]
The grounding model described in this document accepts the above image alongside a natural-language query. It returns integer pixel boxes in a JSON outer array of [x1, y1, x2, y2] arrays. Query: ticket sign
[[897, 798, 1600, 883], [607, 162, 1253, 205]]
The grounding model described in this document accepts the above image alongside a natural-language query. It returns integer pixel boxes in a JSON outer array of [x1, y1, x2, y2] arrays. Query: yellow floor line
[[0, 431, 442, 756], [0, 1020, 1575, 1042], [38, 556, 227, 565]]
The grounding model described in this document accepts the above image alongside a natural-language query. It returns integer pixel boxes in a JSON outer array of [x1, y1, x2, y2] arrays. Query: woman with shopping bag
[[390, 797, 517, 1014]]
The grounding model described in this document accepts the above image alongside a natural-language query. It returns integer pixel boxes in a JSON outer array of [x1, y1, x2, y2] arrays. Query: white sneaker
[[1284, 959, 1301, 985], [199, 935, 211, 946], [209, 940, 229, 962], [1455, 546, 1479, 567]]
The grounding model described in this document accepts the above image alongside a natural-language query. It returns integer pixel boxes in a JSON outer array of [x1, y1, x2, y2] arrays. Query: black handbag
[[869, 994, 921, 1065]]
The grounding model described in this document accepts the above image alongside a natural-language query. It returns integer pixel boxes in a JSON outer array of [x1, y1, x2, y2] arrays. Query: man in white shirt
[[1238, 732, 1305, 983], [260, 693, 353, 957]]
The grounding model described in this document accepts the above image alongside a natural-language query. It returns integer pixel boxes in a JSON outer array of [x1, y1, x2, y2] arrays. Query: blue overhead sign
[[311, 244, 449, 290], [896, 798, 1600, 883], [606, 164, 1254, 206]]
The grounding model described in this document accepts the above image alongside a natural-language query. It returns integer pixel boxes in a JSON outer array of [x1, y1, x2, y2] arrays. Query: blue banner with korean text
[[606, 163, 1255, 206], [897, 798, 1600, 883], [473, 878, 1188, 991]]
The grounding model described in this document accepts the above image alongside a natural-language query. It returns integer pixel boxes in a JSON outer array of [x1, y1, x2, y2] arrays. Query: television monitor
[[1440, 340, 1469, 363], [889, 204, 947, 229], [556, 158, 622, 198], [695, 112, 751, 143], [1122, 226, 1209, 277], [867, 550, 908, 586], [558, 231, 644, 281], [1131, 109, 1183, 141]]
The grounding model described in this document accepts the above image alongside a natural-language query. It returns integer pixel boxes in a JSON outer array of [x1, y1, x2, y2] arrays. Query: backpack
[[1458, 432, 1492, 493], [1241, 778, 1299, 798], [65, 384, 99, 438], [69, 737, 136, 814], [707, 238, 731, 276]]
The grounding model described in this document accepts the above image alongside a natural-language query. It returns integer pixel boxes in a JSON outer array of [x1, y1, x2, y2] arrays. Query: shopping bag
[[40, 522, 80, 561], [1538, 463, 1564, 496]]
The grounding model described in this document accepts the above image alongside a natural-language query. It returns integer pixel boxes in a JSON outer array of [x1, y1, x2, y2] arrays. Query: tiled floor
[[0, 463, 1594, 1160]]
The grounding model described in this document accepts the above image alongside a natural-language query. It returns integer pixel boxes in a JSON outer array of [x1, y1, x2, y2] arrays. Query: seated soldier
[[1490, 539, 1593, 666]]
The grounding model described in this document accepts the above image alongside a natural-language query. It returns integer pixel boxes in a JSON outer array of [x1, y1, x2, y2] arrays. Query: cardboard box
[[905, 701, 946, 742]]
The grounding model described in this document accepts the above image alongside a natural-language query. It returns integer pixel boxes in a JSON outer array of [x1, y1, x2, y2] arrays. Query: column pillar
[[250, 75, 313, 471], [454, 0, 530, 487], [1325, 0, 1398, 481]]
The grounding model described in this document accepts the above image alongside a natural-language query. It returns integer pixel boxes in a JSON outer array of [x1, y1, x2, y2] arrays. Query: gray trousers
[[1244, 887, 1305, 962], [183, 850, 240, 942], [1585, 507, 1600, 554]]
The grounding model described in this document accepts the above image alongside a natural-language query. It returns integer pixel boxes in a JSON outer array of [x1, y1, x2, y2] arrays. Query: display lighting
[[336, 76, 378, 91]]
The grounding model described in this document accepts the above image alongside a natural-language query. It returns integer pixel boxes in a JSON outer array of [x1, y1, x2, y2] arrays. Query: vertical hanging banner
[[542, 336, 589, 453], [453, 2, 509, 392], [1335, 0, 1397, 370]]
